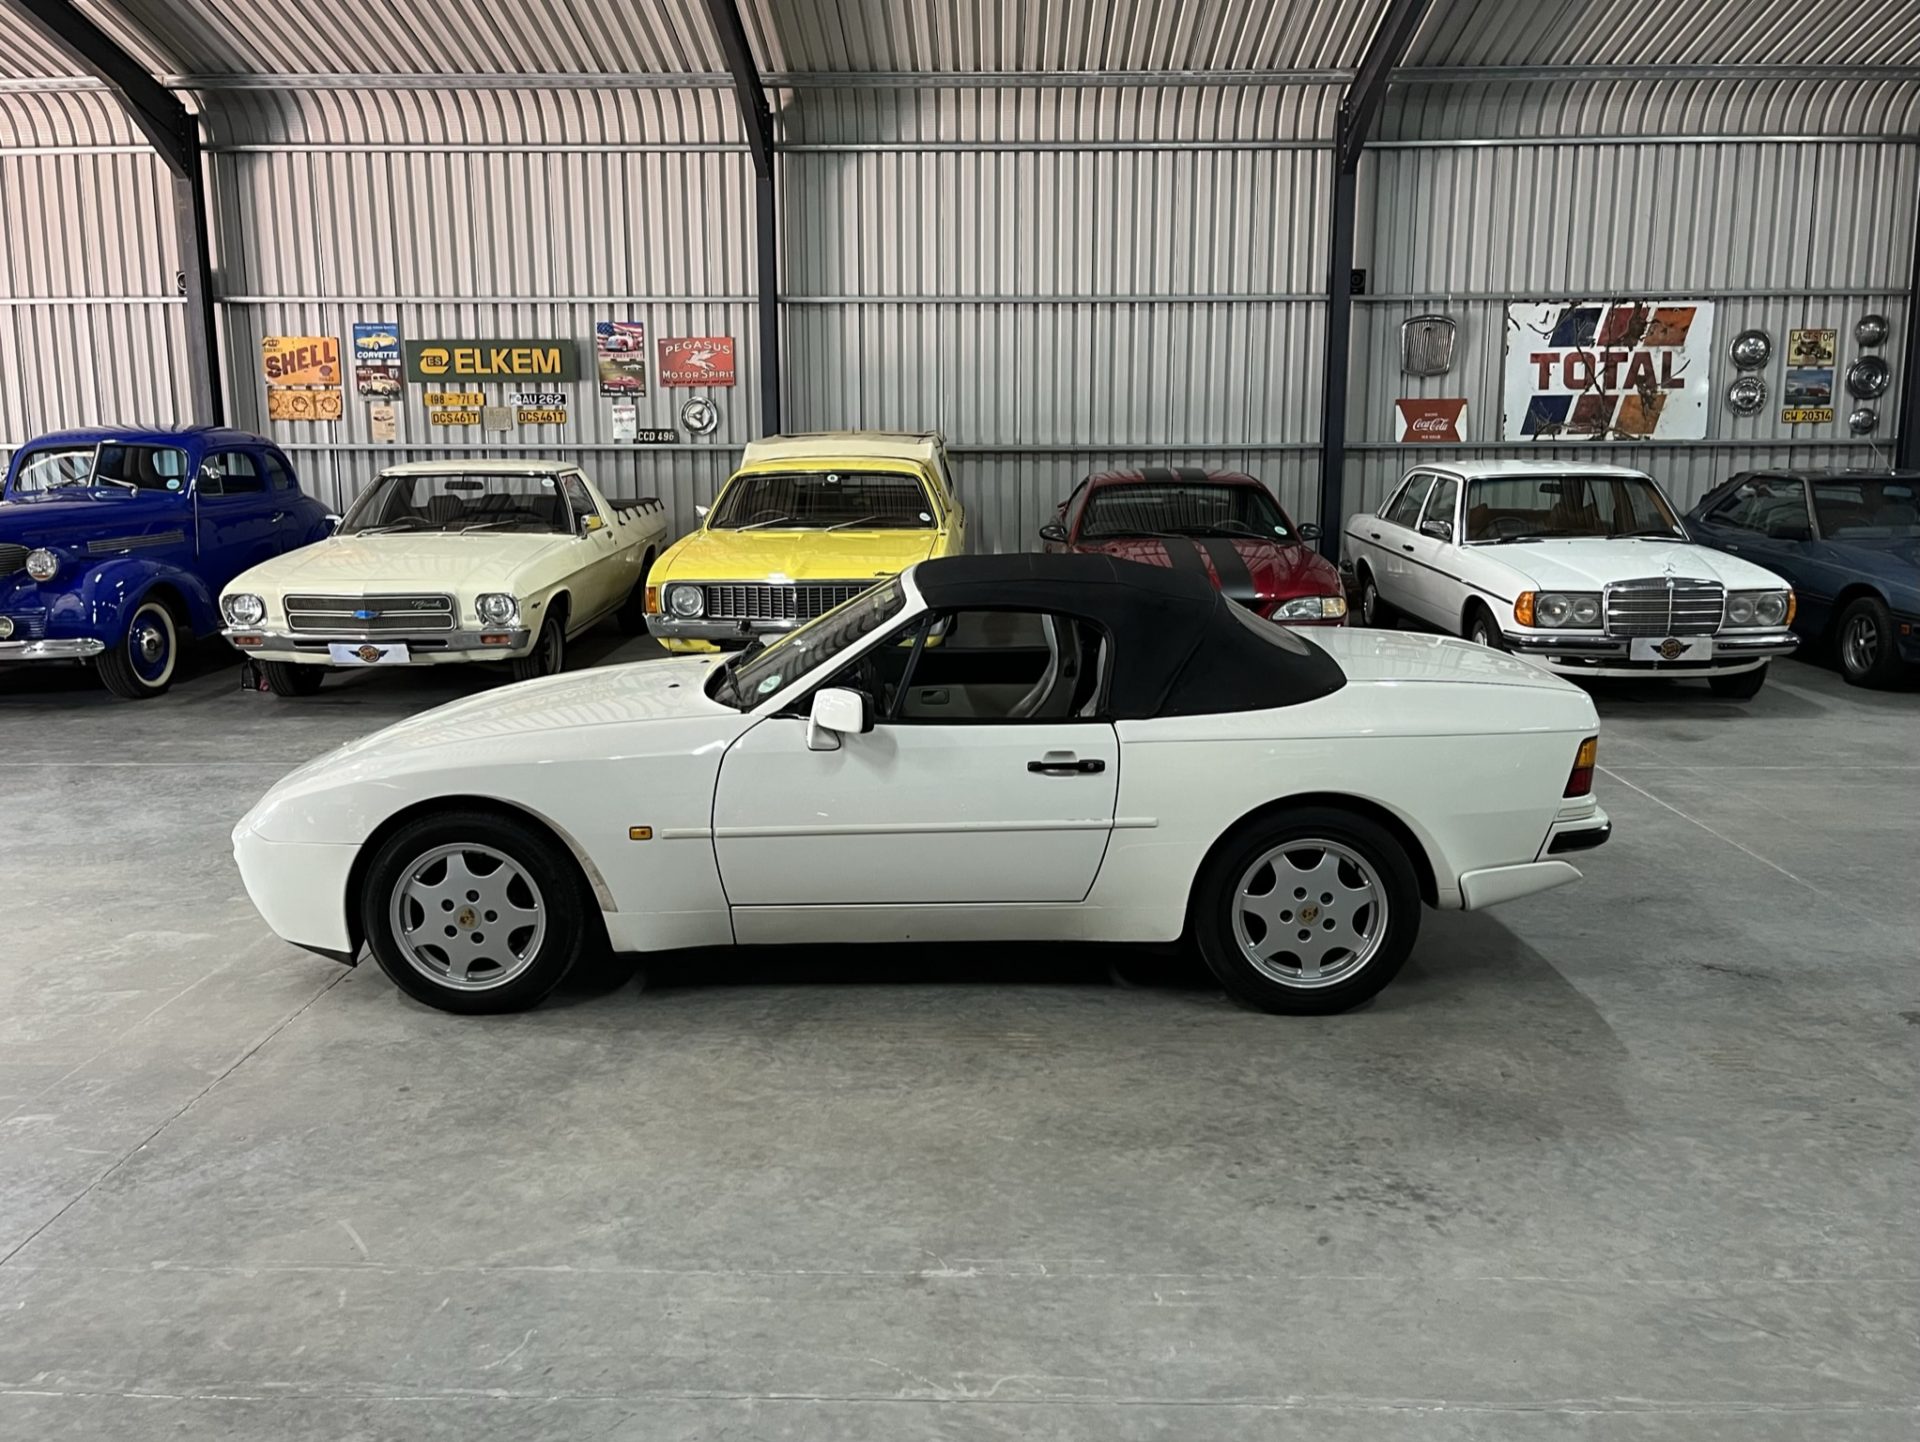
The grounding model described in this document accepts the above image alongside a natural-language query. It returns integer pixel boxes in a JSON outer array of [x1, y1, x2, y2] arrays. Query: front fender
[[40, 558, 219, 643]]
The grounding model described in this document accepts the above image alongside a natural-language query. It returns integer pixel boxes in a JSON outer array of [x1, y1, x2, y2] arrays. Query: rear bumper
[[0, 637, 104, 662], [1457, 860, 1584, 910]]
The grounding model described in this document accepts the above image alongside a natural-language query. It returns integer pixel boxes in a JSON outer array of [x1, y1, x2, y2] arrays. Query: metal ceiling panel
[[1407, 0, 1920, 68], [99, 0, 730, 76], [741, 0, 1391, 74], [0, 1, 175, 78]]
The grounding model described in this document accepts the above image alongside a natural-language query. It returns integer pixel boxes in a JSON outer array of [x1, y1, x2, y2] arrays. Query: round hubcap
[[1843, 615, 1878, 675], [389, 843, 546, 991], [1230, 838, 1388, 989], [128, 606, 173, 684], [1361, 581, 1378, 623]]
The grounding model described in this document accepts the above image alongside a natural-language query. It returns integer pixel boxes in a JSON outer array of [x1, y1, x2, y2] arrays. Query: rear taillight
[[1565, 736, 1598, 797]]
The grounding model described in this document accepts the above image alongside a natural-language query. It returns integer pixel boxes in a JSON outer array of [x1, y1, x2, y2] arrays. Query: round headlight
[[25, 548, 59, 582], [666, 584, 705, 618], [1726, 595, 1756, 625], [1569, 595, 1601, 627], [476, 592, 520, 626], [223, 593, 266, 627], [1534, 592, 1574, 628], [1753, 592, 1790, 627]]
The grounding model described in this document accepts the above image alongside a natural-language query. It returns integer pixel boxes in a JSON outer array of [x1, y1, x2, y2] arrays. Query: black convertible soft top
[[911, 552, 1346, 719]]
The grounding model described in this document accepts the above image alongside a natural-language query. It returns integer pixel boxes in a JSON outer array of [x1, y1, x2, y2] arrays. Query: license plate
[[327, 641, 412, 666], [1629, 635, 1714, 663]]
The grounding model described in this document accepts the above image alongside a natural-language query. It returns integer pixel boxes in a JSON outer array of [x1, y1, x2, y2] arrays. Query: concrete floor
[[1, 628, 1914, 1440]]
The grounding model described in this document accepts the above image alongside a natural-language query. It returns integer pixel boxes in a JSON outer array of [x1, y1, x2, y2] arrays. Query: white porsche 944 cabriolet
[[233, 553, 1611, 1016]]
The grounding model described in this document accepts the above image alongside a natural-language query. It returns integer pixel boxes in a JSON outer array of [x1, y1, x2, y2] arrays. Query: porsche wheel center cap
[[1299, 903, 1320, 924], [457, 906, 478, 929]]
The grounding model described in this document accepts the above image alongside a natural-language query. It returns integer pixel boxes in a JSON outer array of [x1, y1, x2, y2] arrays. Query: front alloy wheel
[[96, 599, 178, 699], [1837, 596, 1902, 688], [1193, 806, 1420, 1014], [362, 810, 594, 1013]]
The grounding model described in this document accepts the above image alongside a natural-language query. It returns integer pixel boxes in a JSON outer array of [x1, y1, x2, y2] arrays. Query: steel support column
[[5, 0, 222, 425], [1898, 176, 1920, 469], [700, 0, 782, 436], [1315, 0, 1432, 556]]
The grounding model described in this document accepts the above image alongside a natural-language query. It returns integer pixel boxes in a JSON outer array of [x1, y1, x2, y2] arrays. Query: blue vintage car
[[0, 426, 334, 698], [1685, 469, 1920, 688]]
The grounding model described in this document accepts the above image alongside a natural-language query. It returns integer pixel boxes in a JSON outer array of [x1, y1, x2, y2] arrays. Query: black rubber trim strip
[[1200, 538, 1256, 600], [1548, 822, 1612, 855]]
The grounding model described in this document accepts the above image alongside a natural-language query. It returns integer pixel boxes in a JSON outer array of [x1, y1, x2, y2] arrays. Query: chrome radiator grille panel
[[1603, 578, 1725, 637], [284, 593, 456, 634], [0, 544, 27, 577], [703, 581, 875, 623]]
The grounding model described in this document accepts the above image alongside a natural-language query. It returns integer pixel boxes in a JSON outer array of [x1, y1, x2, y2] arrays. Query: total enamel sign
[[1503, 301, 1715, 441]]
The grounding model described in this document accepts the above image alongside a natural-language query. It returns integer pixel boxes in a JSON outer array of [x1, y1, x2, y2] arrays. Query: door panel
[[714, 716, 1119, 905], [195, 452, 283, 586]]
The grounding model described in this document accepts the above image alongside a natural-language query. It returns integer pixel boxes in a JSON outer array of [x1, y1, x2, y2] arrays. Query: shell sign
[[261, 335, 343, 421]]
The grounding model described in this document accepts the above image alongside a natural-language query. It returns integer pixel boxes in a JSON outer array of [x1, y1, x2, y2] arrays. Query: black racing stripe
[[1161, 537, 1211, 577], [1141, 466, 1176, 485], [1201, 538, 1258, 602], [1175, 466, 1210, 484]]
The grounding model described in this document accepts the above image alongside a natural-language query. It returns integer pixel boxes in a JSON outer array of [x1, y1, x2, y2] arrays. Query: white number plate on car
[[327, 641, 412, 666], [1629, 635, 1714, 663]]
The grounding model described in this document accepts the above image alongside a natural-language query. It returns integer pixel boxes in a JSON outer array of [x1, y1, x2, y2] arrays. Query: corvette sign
[[1503, 301, 1715, 441], [658, 335, 736, 388]]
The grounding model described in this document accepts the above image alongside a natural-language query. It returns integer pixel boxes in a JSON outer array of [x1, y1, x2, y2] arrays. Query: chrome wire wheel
[[387, 843, 547, 991], [1842, 612, 1879, 677], [1230, 838, 1389, 989]]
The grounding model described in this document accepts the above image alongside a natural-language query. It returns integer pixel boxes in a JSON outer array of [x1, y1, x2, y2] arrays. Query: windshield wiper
[[824, 514, 882, 532], [458, 520, 541, 533], [351, 521, 430, 536], [734, 515, 799, 531], [1622, 528, 1683, 539]]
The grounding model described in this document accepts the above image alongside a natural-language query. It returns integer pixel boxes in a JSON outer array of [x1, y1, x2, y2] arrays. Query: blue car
[[0, 426, 334, 699], [1685, 469, 1919, 688]]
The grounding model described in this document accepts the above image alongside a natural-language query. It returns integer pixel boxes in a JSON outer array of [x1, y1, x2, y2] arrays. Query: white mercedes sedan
[[233, 554, 1611, 1016]]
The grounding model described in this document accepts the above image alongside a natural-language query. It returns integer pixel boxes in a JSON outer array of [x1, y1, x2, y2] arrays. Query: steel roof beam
[[1316, 0, 1432, 554], [699, 0, 781, 436], [3, 0, 222, 426], [1899, 174, 1920, 470]]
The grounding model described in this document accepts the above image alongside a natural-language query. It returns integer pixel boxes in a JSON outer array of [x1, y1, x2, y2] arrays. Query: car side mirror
[[1420, 518, 1453, 542], [583, 514, 606, 532], [1038, 522, 1069, 544], [1298, 521, 1322, 541], [323, 513, 342, 533], [806, 686, 872, 751], [694, 503, 710, 519]]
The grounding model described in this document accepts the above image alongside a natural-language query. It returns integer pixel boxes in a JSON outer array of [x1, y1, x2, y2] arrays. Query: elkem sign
[[1502, 301, 1715, 441], [404, 339, 581, 383]]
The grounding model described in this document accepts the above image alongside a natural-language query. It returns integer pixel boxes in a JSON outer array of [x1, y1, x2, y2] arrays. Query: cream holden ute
[[645, 430, 966, 652], [221, 461, 668, 696]]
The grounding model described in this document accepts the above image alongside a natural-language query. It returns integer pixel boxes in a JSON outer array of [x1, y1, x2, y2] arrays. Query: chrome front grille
[[1603, 578, 1726, 637], [284, 592, 456, 634], [0, 543, 27, 577], [703, 580, 875, 624]]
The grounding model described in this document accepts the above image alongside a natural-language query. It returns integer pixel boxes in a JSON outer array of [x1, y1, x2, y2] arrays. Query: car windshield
[[74, 443, 190, 494], [1464, 474, 1683, 543], [339, 472, 575, 535], [713, 580, 908, 710], [707, 470, 934, 530], [1080, 482, 1297, 542], [9, 447, 97, 496], [1810, 478, 1920, 539]]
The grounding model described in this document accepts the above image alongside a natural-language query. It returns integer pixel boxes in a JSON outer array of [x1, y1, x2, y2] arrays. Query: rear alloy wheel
[[1358, 568, 1394, 627], [96, 599, 179, 700], [262, 661, 327, 697], [1836, 596, 1903, 688], [1708, 664, 1769, 700], [362, 810, 593, 1014], [1192, 806, 1420, 1015], [511, 613, 566, 682]]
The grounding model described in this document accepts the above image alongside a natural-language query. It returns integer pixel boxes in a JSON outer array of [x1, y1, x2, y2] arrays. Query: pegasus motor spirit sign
[[1503, 301, 1715, 441]]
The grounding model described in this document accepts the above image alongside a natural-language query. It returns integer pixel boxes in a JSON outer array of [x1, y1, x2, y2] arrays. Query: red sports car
[[1040, 468, 1347, 624]]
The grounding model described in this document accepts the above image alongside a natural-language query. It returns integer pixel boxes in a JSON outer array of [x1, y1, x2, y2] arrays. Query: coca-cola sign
[[1395, 397, 1468, 443]]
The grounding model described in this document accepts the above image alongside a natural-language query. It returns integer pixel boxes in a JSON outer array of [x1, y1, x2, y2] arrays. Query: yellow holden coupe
[[645, 431, 967, 651]]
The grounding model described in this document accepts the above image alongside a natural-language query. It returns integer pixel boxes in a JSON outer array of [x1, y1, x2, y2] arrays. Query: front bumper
[[644, 614, 804, 645], [1502, 628, 1796, 678], [233, 824, 359, 956], [222, 627, 535, 663], [0, 637, 105, 662]]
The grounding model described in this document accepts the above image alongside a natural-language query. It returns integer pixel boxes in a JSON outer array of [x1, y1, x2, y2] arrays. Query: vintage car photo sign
[[1502, 301, 1715, 441]]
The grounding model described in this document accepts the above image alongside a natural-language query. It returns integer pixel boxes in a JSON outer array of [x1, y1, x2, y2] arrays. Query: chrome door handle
[[270, 511, 286, 522], [1028, 756, 1105, 775], [1401, 543, 1415, 553], [1369, 530, 1382, 540]]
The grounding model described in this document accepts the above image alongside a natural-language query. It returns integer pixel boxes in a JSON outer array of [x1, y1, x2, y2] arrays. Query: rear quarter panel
[[1090, 680, 1598, 937]]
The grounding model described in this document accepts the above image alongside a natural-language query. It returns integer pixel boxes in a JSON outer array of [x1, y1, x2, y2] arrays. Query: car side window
[[1421, 477, 1459, 535], [1383, 474, 1433, 528], [559, 473, 599, 528], [1711, 477, 1808, 539], [824, 609, 1110, 724], [201, 451, 264, 497], [264, 454, 298, 492]]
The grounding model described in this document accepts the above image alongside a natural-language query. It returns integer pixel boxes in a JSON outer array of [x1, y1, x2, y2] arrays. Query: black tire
[[1836, 595, 1904, 688], [360, 809, 596, 1014], [1464, 602, 1506, 652], [1191, 806, 1421, 1015], [511, 611, 566, 682], [1357, 566, 1395, 628], [617, 552, 655, 635], [96, 598, 180, 700], [262, 661, 327, 697], [1708, 664, 1768, 700]]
